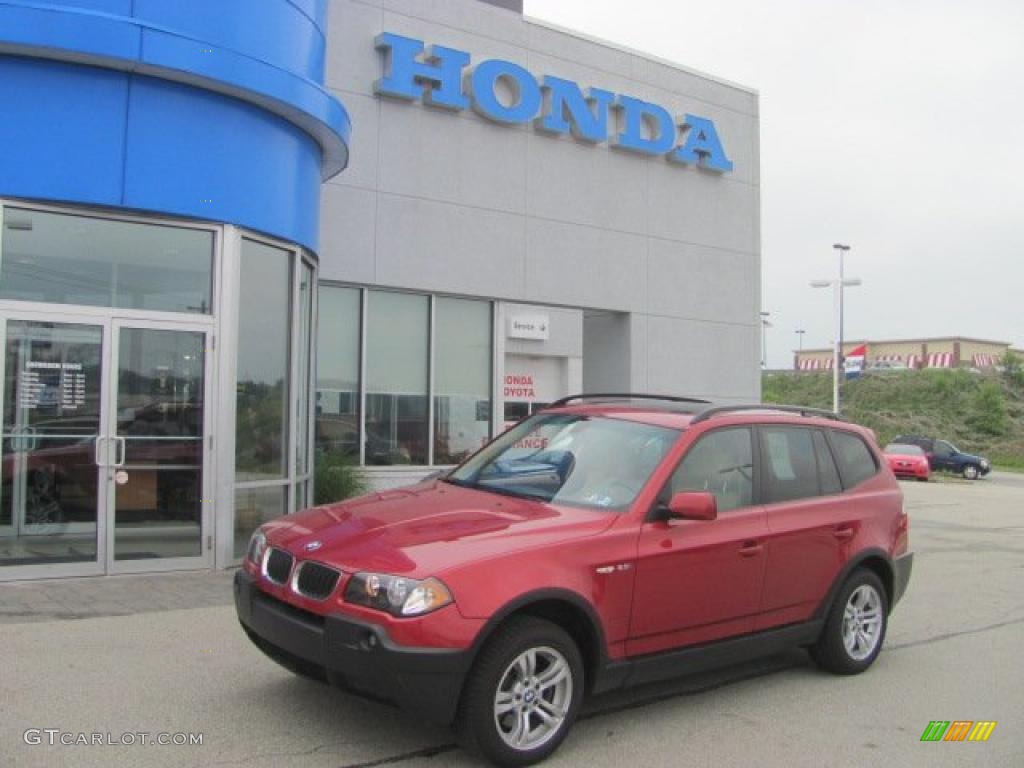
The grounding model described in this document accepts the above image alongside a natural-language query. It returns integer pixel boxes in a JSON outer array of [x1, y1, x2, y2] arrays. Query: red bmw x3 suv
[[235, 395, 913, 766]]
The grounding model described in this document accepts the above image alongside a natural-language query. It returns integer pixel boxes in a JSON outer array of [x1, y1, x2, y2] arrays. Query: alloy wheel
[[842, 584, 883, 661], [493, 646, 573, 752]]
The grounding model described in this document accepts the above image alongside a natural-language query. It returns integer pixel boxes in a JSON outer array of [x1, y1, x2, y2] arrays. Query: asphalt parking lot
[[2, 473, 1022, 768]]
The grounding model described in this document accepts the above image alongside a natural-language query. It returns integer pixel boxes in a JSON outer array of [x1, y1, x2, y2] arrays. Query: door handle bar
[[94, 436, 107, 468], [114, 436, 126, 468]]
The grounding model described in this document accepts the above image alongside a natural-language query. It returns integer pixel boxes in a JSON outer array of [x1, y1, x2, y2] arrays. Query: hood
[[264, 479, 615, 578]]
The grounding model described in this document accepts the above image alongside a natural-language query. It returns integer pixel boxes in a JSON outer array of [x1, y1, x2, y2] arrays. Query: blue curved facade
[[0, 0, 351, 252]]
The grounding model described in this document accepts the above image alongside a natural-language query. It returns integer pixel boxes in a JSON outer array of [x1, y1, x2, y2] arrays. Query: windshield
[[885, 443, 924, 456], [447, 412, 679, 511]]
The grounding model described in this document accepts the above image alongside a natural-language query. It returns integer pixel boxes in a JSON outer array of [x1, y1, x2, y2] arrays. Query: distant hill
[[762, 367, 1024, 471]]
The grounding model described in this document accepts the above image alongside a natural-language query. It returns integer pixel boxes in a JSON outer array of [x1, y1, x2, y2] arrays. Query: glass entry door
[[0, 313, 213, 578], [0, 317, 107, 575], [107, 321, 212, 572]]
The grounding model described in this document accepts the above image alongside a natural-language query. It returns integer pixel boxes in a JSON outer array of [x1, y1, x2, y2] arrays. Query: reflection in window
[[434, 298, 492, 464], [233, 486, 287, 559], [450, 413, 677, 511], [1, 322, 103, 566], [316, 286, 360, 461], [365, 291, 428, 465], [671, 428, 753, 512], [235, 240, 291, 481], [761, 427, 819, 503], [0, 208, 213, 314], [830, 430, 878, 488]]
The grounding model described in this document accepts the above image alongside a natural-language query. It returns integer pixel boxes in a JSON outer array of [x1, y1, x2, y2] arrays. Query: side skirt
[[593, 620, 824, 694]]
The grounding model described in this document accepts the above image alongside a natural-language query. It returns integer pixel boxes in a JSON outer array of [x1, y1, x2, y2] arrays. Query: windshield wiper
[[445, 477, 552, 503]]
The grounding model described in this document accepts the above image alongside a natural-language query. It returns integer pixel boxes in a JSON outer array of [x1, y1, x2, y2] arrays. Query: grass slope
[[762, 369, 1024, 471]]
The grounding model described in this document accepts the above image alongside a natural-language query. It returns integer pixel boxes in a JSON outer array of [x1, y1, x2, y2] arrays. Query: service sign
[[508, 314, 550, 341], [375, 33, 733, 173]]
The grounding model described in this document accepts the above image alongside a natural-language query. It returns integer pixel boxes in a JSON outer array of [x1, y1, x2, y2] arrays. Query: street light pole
[[795, 329, 805, 351], [811, 245, 858, 414], [833, 244, 851, 414]]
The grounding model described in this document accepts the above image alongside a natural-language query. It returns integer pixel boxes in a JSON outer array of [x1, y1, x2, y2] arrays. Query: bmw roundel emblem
[[304, 540, 322, 552]]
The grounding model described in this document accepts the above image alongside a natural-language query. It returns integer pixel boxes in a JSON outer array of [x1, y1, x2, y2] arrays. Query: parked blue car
[[893, 435, 991, 480]]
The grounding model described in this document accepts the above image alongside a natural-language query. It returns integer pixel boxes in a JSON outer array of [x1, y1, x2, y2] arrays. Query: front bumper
[[234, 570, 471, 725], [892, 551, 913, 606]]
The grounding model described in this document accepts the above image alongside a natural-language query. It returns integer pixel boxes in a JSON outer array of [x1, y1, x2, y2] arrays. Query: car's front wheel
[[457, 616, 583, 767], [810, 569, 888, 675], [963, 464, 980, 480]]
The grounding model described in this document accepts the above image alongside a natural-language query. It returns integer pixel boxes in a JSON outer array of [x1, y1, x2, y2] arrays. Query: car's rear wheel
[[963, 464, 980, 480], [457, 616, 583, 767], [810, 569, 888, 675]]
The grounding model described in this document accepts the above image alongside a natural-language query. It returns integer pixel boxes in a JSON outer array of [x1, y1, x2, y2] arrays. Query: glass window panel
[[669, 428, 753, 513], [434, 298, 492, 465], [235, 240, 291, 481], [233, 485, 288, 559], [315, 285, 360, 462], [830, 430, 879, 488], [365, 291, 428, 465], [1, 208, 213, 314], [296, 263, 314, 475], [1, 321, 103, 567], [114, 328, 205, 561], [813, 430, 843, 495], [761, 427, 820, 503]]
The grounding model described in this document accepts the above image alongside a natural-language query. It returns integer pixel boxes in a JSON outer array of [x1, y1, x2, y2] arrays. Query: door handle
[[113, 437, 126, 468], [833, 526, 855, 540], [94, 436, 107, 468], [739, 541, 763, 557]]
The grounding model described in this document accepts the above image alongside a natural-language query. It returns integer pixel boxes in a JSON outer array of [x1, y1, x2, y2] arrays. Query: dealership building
[[0, 0, 760, 579]]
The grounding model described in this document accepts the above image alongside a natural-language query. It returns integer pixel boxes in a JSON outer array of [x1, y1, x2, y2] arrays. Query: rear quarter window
[[830, 430, 879, 488]]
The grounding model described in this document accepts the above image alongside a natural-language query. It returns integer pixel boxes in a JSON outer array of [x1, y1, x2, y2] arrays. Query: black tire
[[810, 569, 888, 675], [457, 616, 584, 767], [963, 464, 980, 480], [917, 477, 928, 482]]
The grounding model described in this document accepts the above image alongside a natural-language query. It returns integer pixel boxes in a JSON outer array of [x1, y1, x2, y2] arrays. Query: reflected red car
[[883, 443, 930, 481]]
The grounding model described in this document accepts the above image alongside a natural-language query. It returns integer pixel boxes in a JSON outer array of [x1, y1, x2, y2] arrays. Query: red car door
[[628, 427, 768, 656]]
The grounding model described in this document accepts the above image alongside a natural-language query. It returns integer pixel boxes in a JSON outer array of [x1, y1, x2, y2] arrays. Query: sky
[[524, 0, 1024, 367]]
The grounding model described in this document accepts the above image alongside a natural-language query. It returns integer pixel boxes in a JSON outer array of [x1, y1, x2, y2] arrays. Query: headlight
[[247, 530, 268, 566], [344, 573, 453, 617]]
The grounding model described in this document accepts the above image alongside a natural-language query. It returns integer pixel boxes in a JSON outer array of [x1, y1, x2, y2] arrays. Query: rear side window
[[760, 427, 819, 503], [830, 430, 879, 487], [668, 428, 753, 513], [813, 430, 843, 495]]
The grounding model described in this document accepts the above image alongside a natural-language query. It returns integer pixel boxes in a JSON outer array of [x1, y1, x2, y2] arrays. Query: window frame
[[317, 283, 495, 469], [651, 425, 758, 518], [231, 231, 317, 556]]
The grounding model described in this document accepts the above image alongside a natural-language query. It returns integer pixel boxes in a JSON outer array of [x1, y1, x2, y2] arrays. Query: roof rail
[[546, 393, 711, 409], [690, 404, 844, 424]]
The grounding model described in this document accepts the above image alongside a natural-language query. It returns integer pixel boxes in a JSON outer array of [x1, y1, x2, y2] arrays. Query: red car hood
[[264, 480, 616, 578]]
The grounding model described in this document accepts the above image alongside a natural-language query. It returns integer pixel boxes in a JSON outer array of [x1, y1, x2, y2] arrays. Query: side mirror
[[667, 491, 717, 521]]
